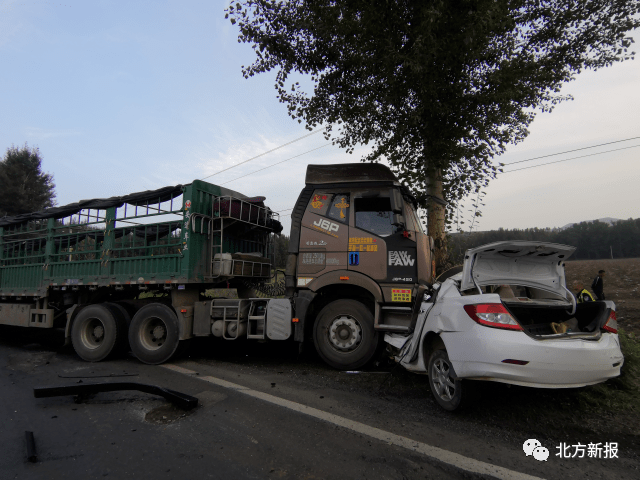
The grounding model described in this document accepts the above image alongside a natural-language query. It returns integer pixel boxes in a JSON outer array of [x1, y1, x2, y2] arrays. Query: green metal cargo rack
[[0, 180, 279, 298]]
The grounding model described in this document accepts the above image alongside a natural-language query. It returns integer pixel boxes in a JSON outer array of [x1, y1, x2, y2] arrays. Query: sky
[[1, 0, 639, 235]]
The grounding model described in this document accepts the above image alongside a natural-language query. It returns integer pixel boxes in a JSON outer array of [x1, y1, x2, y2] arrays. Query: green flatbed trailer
[[0, 179, 282, 363]]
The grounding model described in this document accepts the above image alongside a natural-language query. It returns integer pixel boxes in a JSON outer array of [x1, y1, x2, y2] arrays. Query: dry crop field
[[564, 258, 640, 337]]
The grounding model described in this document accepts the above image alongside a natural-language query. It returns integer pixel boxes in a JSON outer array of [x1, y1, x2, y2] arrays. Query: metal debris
[[33, 382, 198, 410]]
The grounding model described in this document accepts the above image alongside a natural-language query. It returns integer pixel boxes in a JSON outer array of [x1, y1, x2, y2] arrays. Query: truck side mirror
[[389, 189, 403, 214]]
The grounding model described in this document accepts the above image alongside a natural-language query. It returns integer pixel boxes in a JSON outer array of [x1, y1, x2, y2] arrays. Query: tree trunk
[[426, 170, 448, 276]]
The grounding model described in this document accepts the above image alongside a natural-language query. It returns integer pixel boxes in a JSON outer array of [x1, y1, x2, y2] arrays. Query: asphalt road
[[1, 328, 637, 480]]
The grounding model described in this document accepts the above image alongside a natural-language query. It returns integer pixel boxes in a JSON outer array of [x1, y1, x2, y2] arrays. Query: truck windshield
[[354, 197, 397, 237]]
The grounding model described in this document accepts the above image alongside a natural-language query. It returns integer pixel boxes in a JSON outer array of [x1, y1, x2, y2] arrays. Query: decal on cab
[[312, 218, 340, 238]]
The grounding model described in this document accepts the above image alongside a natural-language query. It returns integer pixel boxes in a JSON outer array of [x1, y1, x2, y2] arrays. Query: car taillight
[[463, 304, 523, 331], [603, 310, 618, 334]]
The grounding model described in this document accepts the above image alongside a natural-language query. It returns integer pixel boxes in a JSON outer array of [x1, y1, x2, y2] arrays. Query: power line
[[257, 136, 640, 217], [502, 135, 640, 166], [220, 144, 330, 185], [503, 144, 640, 173], [276, 143, 639, 213], [269, 207, 294, 215], [202, 131, 636, 182], [200, 129, 322, 181]]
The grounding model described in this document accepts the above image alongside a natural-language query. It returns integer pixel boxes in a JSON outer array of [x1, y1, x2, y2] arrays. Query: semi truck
[[0, 163, 434, 370]]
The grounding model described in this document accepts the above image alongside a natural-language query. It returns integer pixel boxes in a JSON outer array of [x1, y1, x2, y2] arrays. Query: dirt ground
[[564, 258, 640, 337]]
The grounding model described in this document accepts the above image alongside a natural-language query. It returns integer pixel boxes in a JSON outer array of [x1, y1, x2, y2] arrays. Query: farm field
[[564, 258, 640, 337]]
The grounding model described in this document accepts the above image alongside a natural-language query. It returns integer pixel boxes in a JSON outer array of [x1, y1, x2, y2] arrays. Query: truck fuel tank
[[211, 319, 224, 337], [204, 298, 292, 341]]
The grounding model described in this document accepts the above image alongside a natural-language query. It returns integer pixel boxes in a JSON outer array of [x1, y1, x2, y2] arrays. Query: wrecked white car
[[386, 241, 624, 411]]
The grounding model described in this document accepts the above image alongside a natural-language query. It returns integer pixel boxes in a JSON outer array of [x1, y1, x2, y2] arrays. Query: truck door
[[297, 191, 350, 285], [348, 191, 418, 303]]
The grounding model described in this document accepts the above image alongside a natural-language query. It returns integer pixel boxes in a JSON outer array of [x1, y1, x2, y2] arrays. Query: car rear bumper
[[441, 327, 624, 388]]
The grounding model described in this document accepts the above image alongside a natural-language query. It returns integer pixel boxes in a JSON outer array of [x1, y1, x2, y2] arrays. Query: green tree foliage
[[226, 1, 640, 224], [448, 219, 640, 263], [0, 143, 56, 217]]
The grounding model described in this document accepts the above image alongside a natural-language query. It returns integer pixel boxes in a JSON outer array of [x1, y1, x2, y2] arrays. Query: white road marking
[[162, 364, 544, 480]]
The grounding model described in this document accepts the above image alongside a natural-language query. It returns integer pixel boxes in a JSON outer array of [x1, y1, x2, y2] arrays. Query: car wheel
[[428, 348, 463, 411], [129, 303, 180, 364], [71, 304, 123, 362], [313, 299, 379, 370]]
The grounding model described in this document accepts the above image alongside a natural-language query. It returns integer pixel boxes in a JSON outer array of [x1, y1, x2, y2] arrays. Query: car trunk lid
[[460, 241, 576, 295]]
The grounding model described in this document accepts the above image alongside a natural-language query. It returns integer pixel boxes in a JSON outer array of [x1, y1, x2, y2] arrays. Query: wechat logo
[[523, 439, 549, 462]]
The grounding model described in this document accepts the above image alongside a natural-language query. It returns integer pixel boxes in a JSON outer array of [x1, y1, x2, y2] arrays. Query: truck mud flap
[[33, 382, 199, 410]]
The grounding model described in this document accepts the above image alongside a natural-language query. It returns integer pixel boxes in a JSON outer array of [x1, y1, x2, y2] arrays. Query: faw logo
[[312, 218, 340, 238], [388, 251, 415, 267]]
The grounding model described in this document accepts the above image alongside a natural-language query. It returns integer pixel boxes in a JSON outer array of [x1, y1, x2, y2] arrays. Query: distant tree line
[[448, 219, 640, 264]]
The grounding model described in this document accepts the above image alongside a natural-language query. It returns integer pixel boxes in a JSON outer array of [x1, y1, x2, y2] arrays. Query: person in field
[[591, 270, 606, 301]]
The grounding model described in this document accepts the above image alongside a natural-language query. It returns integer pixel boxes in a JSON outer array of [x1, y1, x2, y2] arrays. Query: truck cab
[[286, 164, 434, 369]]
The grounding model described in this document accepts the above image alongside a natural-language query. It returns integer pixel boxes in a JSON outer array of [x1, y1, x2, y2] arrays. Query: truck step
[[247, 299, 269, 339], [375, 304, 412, 332]]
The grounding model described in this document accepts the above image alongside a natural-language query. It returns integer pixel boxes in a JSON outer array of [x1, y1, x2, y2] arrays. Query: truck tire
[[103, 302, 131, 351], [428, 348, 464, 411], [71, 304, 123, 362], [128, 303, 180, 364], [313, 299, 379, 370]]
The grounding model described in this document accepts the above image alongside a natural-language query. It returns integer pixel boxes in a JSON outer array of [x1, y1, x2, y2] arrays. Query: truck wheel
[[129, 303, 180, 365], [313, 299, 379, 370], [71, 304, 123, 362], [103, 302, 131, 351], [428, 349, 463, 411]]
